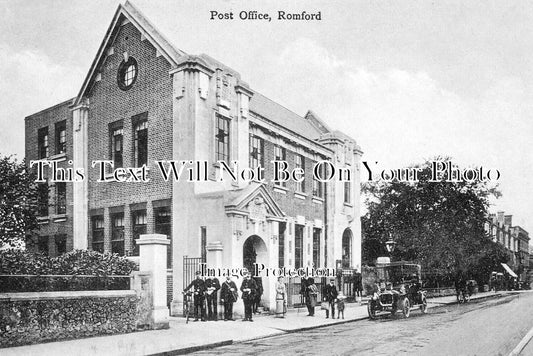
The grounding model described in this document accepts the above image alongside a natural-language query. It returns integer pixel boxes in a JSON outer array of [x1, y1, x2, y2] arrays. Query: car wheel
[[367, 302, 377, 320], [420, 296, 428, 314], [402, 298, 410, 318]]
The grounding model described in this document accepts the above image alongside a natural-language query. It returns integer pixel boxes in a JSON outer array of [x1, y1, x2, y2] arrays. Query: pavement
[[1, 291, 516, 356]]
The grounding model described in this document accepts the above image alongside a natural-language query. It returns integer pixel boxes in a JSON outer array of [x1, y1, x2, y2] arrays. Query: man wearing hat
[[205, 275, 221, 321], [220, 275, 238, 321], [240, 269, 257, 321], [324, 278, 338, 318], [184, 271, 207, 321]]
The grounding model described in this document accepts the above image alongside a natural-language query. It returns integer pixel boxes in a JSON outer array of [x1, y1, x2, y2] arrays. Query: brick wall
[[25, 100, 75, 256], [87, 22, 173, 207], [86, 22, 173, 256]]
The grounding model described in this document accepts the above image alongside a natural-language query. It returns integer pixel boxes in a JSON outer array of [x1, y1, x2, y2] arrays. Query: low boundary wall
[[0, 290, 137, 348]]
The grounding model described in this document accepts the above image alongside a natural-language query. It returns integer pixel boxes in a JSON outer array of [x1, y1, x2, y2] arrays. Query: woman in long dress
[[275, 276, 287, 318]]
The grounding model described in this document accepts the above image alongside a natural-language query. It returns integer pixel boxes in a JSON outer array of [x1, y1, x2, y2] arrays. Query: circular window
[[117, 57, 138, 90]]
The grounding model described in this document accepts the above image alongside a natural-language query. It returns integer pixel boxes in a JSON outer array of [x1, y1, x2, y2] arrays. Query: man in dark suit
[[252, 276, 263, 314], [300, 276, 309, 304], [205, 275, 221, 321], [324, 278, 338, 318], [240, 269, 257, 321], [220, 275, 238, 321], [184, 271, 207, 321]]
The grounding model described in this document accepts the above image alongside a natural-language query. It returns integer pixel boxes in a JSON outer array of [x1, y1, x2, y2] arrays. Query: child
[[336, 292, 346, 319]]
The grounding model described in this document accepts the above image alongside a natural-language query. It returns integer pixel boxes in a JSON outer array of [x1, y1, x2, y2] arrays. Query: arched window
[[342, 229, 353, 268]]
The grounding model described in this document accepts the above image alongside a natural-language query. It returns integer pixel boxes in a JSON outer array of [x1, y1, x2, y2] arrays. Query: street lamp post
[[385, 233, 396, 262]]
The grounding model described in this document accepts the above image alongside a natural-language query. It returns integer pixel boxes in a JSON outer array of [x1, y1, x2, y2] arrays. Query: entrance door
[[243, 236, 258, 272], [243, 235, 267, 273]]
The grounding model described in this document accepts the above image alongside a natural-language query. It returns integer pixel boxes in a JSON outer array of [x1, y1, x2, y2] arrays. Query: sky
[[1, 0, 532, 234]]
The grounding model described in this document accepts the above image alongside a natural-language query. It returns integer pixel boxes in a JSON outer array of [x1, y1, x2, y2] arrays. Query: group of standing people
[[184, 269, 264, 322], [185, 273, 346, 321], [184, 271, 222, 321]]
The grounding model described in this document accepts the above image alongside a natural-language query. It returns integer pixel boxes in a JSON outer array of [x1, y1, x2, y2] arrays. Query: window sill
[[312, 196, 324, 204], [294, 192, 307, 200], [273, 185, 288, 194], [52, 214, 68, 222], [37, 216, 50, 224], [343, 202, 353, 208], [49, 153, 67, 162]]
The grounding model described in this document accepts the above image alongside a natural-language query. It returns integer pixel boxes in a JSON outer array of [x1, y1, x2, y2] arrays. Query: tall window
[[111, 127, 123, 168], [215, 114, 230, 163], [92, 216, 104, 253], [111, 212, 125, 255], [38, 127, 49, 158], [56, 182, 66, 214], [200, 226, 207, 263], [155, 206, 172, 268], [274, 145, 287, 187], [38, 236, 49, 256], [342, 229, 352, 268], [134, 120, 148, 167], [295, 225, 304, 269], [55, 234, 67, 255], [344, 181, 351, 204], [249, 135, 264, 170], [37, 182, 49, 216], [295, 154, 305, 193], [278, 222, 286, 268], [55, 121, 66, 154], [132, 210, 146, 256], [312, 163, 324, 198], [313, 228, 321, 268]]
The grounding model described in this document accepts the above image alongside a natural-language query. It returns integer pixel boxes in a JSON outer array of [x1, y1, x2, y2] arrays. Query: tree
[[362, 157, 504, 283], [0, 155, 40, 248]]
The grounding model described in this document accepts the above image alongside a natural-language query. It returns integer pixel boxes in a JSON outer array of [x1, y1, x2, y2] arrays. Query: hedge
[[0, 249, 136, 292]]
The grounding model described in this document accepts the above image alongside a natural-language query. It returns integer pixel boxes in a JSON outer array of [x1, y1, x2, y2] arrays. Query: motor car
[[367, 261, 428, 319]]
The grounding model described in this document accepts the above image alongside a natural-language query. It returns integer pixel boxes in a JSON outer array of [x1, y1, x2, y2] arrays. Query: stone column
[[71, 104, 89, 250], [206, 241, 223, 269], [136, 233, 170, 329]]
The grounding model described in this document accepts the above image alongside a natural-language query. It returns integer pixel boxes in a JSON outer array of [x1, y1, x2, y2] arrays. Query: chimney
[[497, 211, 504, 225], [504, 215, 513, 227]]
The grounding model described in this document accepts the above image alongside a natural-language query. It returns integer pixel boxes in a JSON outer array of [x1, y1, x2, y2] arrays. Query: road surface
[[191, 292, 533, 356]]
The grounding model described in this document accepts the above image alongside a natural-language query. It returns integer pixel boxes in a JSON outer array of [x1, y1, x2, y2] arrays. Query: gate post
[[136, 234, 170, 329]]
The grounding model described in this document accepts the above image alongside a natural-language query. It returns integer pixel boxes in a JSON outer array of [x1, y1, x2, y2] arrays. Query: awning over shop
[[501, 263, 518, 278]]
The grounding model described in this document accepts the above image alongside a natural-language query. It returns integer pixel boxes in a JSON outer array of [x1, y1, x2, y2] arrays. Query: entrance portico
[[225, 183, 285, 311]]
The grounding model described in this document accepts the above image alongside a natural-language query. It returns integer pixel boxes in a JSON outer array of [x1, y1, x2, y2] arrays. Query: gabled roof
[[249, 92, 325, 140], [72, 2, 337, 147], [224, 182, 285, 219], [73, 1, 186, 106]]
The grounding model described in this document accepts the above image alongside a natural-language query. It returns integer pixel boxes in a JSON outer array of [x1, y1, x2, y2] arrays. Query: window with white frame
[[295, 154, 305, 193], [215, 114, 230, 163]]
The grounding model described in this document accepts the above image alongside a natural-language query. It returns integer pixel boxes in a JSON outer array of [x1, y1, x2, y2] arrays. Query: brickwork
[[85, 22, 173, 256], [25, 100, 74, 256], [87, 22, 173, 208]]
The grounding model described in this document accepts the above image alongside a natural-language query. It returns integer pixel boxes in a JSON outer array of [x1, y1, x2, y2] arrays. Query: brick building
[[24, 2, 363, 314], [486, 212, 530, 282]]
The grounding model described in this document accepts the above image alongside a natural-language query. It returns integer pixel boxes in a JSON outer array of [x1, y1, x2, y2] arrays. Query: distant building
[[486, 212, 530, 281], [24, 2, 363, 314]]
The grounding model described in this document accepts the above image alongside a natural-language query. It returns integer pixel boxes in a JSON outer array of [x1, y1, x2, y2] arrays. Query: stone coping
[[0, 290, 136, 301]]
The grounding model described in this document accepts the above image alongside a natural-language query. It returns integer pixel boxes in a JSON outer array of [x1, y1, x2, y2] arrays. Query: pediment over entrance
[[224, 183, 285, 221]]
